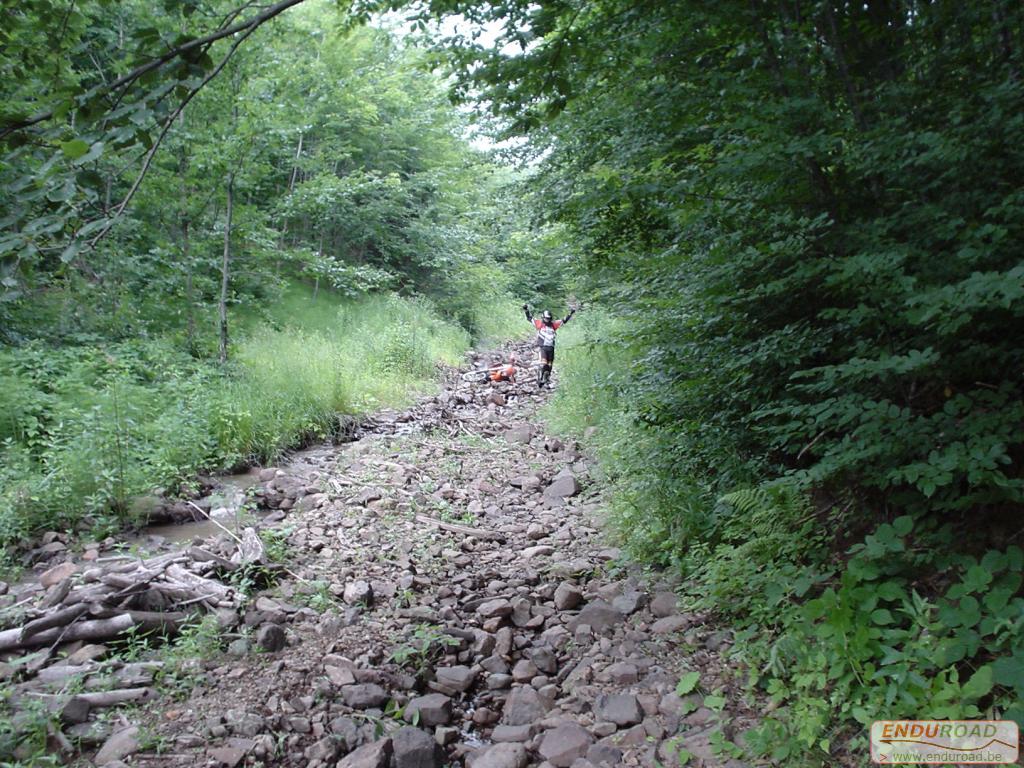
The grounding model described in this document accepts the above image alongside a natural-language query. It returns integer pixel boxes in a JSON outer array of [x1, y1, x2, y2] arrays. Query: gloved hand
[[522, 303, 529, 311]]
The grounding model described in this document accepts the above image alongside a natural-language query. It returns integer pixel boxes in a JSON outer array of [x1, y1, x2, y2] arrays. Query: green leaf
[[870, 608, 894, 625], [961, 665, 994, 700], [676, 671, 701, 695], [60, 139, 90, 159], [703, 694, 726, 711], [892, 516, 914, 536]]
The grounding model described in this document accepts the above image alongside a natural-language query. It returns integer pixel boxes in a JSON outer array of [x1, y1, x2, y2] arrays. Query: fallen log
[[414, 514, 506, 542], [187, 546, 236, 570], [76, 687, 155, 707], [20, 604, 89, 643], [0, 612, 185, 653]]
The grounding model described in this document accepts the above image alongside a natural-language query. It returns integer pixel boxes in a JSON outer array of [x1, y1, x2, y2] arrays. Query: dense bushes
[[505, 0, 1024, 761], [0, 293, 469, 546]]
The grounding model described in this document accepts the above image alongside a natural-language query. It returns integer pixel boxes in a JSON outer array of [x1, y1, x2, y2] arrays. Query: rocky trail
[[0, 343, 757, 768]]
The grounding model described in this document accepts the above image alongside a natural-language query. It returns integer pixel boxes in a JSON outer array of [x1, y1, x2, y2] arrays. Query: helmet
[[542, 310, 553, 322]]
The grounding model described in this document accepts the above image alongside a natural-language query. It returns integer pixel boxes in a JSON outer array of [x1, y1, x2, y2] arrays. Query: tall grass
[[544, 311, 721, 565], [0, 293, 468, 545]]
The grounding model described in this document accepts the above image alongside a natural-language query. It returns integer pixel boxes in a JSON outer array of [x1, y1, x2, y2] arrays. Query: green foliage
[[388, 624, 460, 678], [0, 291, 468, 545]]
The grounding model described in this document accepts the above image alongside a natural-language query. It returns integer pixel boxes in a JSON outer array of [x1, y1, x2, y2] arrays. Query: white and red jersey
[[534, 318, 562, 347]]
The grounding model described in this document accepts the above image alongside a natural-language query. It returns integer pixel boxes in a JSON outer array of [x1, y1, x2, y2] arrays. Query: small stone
[[392, 726, 442, 768], [538, 723, 594, 767], [611, 591, 646, 615], [227, 638, 251, 657], [325, 664, 357, 687], [593, 694, 643, 727], [344, 580, 374, 606], [500, 686, 552, 726], [39, 561, 76, 588], [435, 665, 476, 692], [651, 616, 690, 635], [587, 744, 623, 766], [569, 601, 622, 634], [487, 673, 512, 690], [473, 707, 499, 725], [505, 426, 534, 445], [544, 472, 580, 500], [473, 742, 529, 768], [491, 724, 536, 743], [208, 746, 248, 767], [256, 624, 286, 652], [526, 523, 548, 540], [477, 598, 513, 619], [337, 738, 393, 768], [343, 684, 389, 709], [522, 545, 555, 560], [403, 693, 452, 727], [603, 662, 638, 685], [435, 727, 459, 746], [649, 593, 678, 618], [553, 582, 584, 611], [512, 659, 538, 683]]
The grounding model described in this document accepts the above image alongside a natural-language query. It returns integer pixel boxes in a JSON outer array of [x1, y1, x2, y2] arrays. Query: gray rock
[[569, 600, 622, 634], [529, 647, 558, 675], [611, 590, 646, 615], [304, 736, 342, 762], [403, 693, 452, 727], [94, 726, 140, 765], [392, 726, 442, 768], [651, 615, 690, 635], [435, 665, 476, 692], [704, 630, 731, 652], [526, 523, 549, 540], [500, 686, 552, 726], [602, 662, 638, 685], [329, 715, 360, 748], [487, 673, 513, 690], [256, 623, 286, 652], [512, 659, 538, 682], [538, 723, 594, 767], [491, 724, 536, 743], [225, 711, 265, 737], [649, 592, 678, 618], [505, 426, 534, 445], [343, 684, 389, 709], [344, 580, 374, 605], [587, 744, 623, 766], [337, 738, 393, 768], [473, 742, 529, 768], [477, 598, 513, 619], [553, 582, 584, 611], [208, 746, 248, 768], [594, 694, 643, 727], [544, 472, 580, 500]]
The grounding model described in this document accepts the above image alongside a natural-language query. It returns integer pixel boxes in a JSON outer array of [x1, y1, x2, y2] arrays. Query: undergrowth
[[547, 313, 1024, 766], [0, 292, 469, 547]]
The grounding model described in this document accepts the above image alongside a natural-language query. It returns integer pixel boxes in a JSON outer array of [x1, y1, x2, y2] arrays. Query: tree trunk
[[288, 132, 303, 193], [184, 218, 195, 352], [218, 174, 235, 365]]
